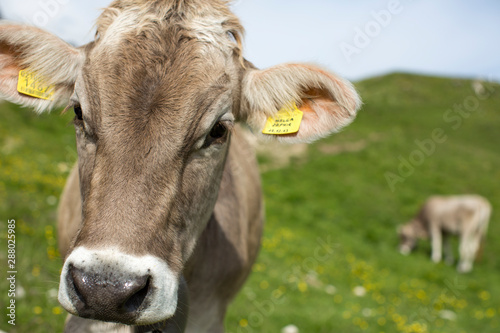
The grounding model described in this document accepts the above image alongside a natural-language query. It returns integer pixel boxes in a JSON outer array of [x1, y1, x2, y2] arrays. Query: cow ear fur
[[239, 63, 361, 144], [0, 22, 83, 112]]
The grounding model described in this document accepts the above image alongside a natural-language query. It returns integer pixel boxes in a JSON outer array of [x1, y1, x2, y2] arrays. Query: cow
[[0, 0, 361, 332], [398, 195, 492, 273]]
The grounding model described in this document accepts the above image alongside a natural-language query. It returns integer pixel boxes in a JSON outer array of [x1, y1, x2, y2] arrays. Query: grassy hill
[[1, 73, 499, 332]]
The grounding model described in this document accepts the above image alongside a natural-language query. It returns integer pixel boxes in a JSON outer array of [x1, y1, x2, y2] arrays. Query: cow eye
[[74, 105, 83, 121], [210, 122, 228, 140], [202, 121, 229, 148]]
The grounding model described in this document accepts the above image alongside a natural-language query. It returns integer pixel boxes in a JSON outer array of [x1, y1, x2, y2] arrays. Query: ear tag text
[[262, 103, 303, 135], [17, 70, 55, 100]]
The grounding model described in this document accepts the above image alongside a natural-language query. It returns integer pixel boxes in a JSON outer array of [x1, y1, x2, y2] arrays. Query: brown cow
[[398, 195, 491, 273], [0, 1, 361, 332]]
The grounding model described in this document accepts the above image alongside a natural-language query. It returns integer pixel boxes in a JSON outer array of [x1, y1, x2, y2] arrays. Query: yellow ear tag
[[17, 70, 55, 100], [262, 103, 303, 135]]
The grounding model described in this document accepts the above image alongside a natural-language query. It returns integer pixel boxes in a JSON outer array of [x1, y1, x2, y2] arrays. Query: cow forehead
[[95, 2, 238, 47], [76, 10, 240, 142], [76, 66, 232, 165], [84, 37, 231, 115], [92, 1, 242, 58]]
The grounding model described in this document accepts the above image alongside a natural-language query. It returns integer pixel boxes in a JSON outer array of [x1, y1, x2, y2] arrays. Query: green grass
[[1, 73, 500, 332], [0, 102, 76, 332]]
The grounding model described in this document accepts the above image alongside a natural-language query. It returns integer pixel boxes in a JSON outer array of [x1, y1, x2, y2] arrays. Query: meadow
[[1, 73, 499, 332]]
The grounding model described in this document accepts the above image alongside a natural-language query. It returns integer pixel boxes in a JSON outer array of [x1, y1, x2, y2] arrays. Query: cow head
[[0, 0, 360, 327], [398, 220, 428, 255]]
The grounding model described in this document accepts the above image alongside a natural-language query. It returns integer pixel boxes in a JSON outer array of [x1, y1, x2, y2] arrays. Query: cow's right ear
[[0, 22, 84, 113], [238, 62, 361, 144]]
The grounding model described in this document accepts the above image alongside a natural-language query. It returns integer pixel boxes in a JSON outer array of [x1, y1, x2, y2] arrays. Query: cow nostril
[[68, 264, 86, 305], [124, 276, 151, 313], [72, 279, 85, 304]]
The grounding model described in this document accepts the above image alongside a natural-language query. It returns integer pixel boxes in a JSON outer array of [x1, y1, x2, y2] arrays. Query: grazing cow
[[398, 195, 491, 273], [0, 1, 361, 332]]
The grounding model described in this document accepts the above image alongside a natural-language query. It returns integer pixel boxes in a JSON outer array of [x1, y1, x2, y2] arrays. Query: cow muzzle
[[58, 247, 183, 326]]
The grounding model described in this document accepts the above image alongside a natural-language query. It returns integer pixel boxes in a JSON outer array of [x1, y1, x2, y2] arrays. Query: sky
[[1, 0, 499, 82]]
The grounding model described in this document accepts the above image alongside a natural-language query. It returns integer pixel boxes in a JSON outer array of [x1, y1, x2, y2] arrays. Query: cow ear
[[239, 63, 361, 143], [0, 23, 84, 113]]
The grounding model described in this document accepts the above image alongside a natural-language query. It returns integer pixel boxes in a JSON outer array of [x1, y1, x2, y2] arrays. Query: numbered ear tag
[[17, 70, 55, 100], [262, 103, 303, 135]]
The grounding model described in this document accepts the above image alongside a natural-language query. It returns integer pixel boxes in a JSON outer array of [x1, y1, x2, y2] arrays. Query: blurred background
[[0, 1, 499, 332]]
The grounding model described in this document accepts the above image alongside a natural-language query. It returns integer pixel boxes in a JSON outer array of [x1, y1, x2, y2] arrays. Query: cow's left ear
[[239, 63, 361, 143], [0, 22, 84, 113]]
